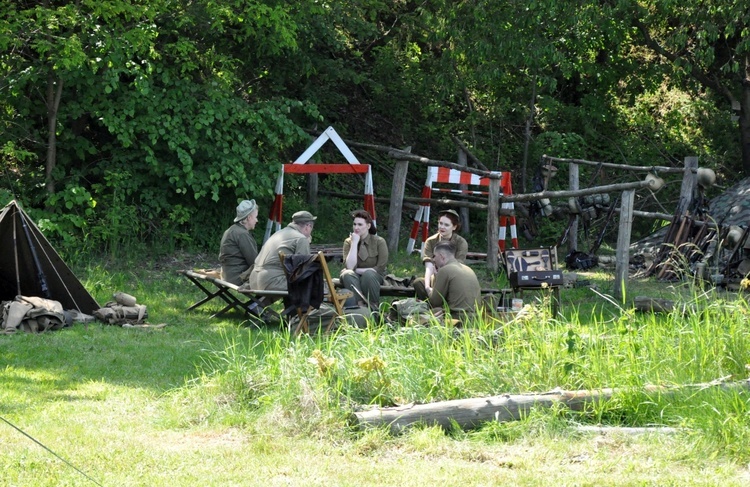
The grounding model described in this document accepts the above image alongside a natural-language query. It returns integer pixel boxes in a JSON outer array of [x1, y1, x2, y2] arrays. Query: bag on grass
[[287, 302, 338, 334], [2, 296, 67, 333], [94, 301, 148, 325], [387, 297, 432, 325]]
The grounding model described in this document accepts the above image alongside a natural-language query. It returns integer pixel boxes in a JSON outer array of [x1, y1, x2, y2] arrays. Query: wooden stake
[[614, 189, 634, 301], [487, 178, 500, 272]]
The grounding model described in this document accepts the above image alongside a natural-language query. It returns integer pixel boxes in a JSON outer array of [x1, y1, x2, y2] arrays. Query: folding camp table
[[178, 270, 287, 318]]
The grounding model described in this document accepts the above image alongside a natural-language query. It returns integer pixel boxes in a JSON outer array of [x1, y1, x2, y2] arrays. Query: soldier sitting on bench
[[426, 241, 481, 322]]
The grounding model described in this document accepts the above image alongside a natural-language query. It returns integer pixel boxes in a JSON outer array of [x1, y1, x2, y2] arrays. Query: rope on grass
[[0, 414, 104, 486]]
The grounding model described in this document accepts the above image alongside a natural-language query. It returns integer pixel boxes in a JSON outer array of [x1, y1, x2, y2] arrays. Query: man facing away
[[427, 241, 481, 320]]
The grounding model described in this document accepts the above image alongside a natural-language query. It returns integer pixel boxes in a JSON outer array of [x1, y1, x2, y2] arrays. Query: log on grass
[[352, 379, 750, 433], [574, 426, 680, 435], [354, 389, 617, 433], [634, 296, 675, 313]]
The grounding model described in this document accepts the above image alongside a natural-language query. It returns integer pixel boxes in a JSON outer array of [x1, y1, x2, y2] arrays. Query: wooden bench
[[330, 277, 504, 298], [181, 268, 509, 319], [178, 270, 287, 319]]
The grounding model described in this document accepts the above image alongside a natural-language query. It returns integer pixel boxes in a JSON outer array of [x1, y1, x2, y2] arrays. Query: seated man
[[247, 210, 316, 293], [427, 241, 481, 321], [219, 199, 259, 285]]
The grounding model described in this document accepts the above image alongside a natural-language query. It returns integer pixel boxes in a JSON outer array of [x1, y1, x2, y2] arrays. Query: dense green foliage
[[2, 0, 749, 255]]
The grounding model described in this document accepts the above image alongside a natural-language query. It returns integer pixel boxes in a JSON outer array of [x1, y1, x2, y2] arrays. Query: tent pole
[[12, 206, 21, 295], [19, 209, 51, 298]]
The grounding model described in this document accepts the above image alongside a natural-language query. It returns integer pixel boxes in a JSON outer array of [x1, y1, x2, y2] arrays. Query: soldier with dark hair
[[427, 241, 481, 317], [340, 210, 388, 309]]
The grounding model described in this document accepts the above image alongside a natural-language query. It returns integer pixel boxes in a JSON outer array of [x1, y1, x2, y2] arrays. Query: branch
[[631, 17, 732, 99], [451, 135, 489, 170]]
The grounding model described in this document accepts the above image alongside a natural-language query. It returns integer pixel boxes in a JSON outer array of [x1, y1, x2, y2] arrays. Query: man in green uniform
[[247, 210, 316, 292], [427, 241, 481, 319], [219, 199, 259, 285]]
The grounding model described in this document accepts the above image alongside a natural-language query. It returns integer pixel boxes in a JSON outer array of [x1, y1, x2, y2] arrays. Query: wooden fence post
[[614, 189, 635, 302], [677, 156, 699, 215], [487, 178, 500, 272], [387, 160, 409, 253], [568, 162, 579, 253], [306, 172, 318, 208]]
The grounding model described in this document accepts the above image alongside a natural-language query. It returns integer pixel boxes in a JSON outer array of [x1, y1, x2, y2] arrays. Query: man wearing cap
[[219, 199, 259, 285], [247, 210, 316, 292], [412, 208, 469, 300]]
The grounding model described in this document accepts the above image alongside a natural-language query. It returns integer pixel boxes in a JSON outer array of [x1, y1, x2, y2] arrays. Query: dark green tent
[[0, 200, 99, 313]]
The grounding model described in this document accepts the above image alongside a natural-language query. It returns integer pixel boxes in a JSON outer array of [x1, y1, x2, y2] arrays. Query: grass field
[[2, 251, 750, 486]]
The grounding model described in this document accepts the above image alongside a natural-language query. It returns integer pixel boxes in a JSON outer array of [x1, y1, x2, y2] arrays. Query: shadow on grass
[[0, 282, 267, 400]]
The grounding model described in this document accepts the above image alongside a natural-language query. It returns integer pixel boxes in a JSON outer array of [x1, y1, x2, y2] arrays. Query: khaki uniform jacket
[[429, 259, 481, 312], [342, 233, 389, 275], [248, 223, 310, 291], [219, 223, 258, 285], [422, 233, 468, 264]]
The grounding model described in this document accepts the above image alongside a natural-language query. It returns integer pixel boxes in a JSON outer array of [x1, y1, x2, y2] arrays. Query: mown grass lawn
[[2, 253, 750, 486]]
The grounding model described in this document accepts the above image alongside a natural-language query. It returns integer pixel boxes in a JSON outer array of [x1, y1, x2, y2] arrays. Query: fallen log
[[574, 426, 680, 435], [352, 379, 750, 433], [633, 296, 675, 313]]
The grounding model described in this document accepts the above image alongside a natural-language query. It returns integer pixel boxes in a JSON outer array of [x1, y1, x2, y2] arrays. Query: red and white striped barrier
[[407, 167, 517, 254]]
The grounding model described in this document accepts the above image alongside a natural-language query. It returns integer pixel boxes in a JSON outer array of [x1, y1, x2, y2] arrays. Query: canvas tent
[[0, 200, 99, 314]]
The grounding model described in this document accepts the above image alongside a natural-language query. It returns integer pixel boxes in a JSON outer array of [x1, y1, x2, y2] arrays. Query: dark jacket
[[283, 254, 324, 312]]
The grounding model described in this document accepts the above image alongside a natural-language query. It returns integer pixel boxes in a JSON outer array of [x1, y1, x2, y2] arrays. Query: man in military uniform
[[247, 210, 316, 292], [427, 241, 481, 319]]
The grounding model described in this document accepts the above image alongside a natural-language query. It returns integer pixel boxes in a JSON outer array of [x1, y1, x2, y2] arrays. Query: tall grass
[[6, 252, 750, 485], [181, 280, 750, 461]]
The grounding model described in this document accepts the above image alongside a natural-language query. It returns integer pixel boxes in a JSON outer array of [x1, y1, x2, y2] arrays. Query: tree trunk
[[740, 82, 750, 174], [45, 72, 63, 196], [521, 79, 537, 193], [457, 148, 470, 235]]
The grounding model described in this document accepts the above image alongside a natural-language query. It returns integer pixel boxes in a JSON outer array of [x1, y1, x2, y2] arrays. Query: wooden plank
[[283, 163, 369, 174], [568, 162, 579, 253], [486, 178, 500, 272]]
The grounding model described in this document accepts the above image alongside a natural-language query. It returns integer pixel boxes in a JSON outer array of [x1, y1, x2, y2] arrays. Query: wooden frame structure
[[265, 126, 377, 243], [407, 166, 518, 254], [280, 251, 352, 334]]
